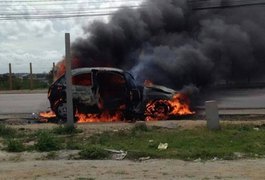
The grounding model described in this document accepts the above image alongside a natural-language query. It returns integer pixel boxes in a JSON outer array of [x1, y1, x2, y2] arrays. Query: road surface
[[0, 88, 265, 114], [0, 93, 49, 114], [202, 88, 265, 109]]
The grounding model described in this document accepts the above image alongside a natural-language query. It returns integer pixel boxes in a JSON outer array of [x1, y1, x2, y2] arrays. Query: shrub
[[35, 131, 61, 151], [79, 145, 109, 160], [5, 139, 25, 152], [45, 151, 58, 159], [66, 138, 82, 150], [133, 122, 148, 132], [53, 125, 83, 135], [0, 124, 17, 138], [131, 122, 148, 136]]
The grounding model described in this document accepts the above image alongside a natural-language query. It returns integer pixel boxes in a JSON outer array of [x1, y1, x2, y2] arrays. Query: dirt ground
[[0, 158, 265, 179], [1, 120, 265, 180]]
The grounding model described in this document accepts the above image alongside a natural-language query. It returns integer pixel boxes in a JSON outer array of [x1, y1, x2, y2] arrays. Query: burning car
[[47, 67, 193, 122]]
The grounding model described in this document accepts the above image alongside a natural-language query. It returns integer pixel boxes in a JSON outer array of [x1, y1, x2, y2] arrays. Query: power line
[[0, 12, 114, 20], [1, 0, 77, 2], [189, 0, 265, 10], [0, 5, 147, 21], [0, 5, 143, 15], [0, 0, 141, 2], [0, 0, 142, 6], [1, 0, 265, 21], [0, 0, 138, 2], [193, 2, 265, 10]]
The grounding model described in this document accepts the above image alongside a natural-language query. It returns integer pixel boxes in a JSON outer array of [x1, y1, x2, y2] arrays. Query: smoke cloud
[[71, 0, 265, 89]]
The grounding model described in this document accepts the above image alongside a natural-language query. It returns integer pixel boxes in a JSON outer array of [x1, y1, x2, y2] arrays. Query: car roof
[[71, 67, 124, 76]]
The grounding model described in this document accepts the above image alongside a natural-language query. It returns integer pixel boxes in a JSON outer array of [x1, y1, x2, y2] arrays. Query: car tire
[[54, 101, 76, 121], [146, 100, 170, 120]]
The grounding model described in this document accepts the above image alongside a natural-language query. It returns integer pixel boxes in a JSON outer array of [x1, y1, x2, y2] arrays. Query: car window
[[72, 73, 92, 86], [97, 72, 126, 86]]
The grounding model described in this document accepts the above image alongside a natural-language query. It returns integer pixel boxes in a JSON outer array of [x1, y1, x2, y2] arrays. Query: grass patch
[[1, 123, 265, 161], [34, 130, 62, 152], [132, 122, 148, 132], [84, 124, 265, 160], [5, 139, 25, 152], [79, 145, 110, 160], [52, 125, 83, 135], [65, 138, 83, 150], [45, 151, 58, 159], [0, 124, 17, 138]]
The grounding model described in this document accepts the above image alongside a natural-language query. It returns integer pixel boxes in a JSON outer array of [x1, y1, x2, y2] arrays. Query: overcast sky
[[0, 0, 142, 74]]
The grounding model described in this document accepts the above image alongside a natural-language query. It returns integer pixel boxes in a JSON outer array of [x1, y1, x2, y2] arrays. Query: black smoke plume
[[71, 0, 265, 89]]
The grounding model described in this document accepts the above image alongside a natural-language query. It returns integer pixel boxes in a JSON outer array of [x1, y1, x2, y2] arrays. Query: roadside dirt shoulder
[[0, 89, 47, 94], [1, 120, 265, 179], [0, 158, 264, 179]]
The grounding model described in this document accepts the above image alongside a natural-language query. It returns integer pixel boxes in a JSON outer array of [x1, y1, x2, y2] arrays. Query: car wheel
[[55, 101, 76, 121], [146, 100, 170, 120]]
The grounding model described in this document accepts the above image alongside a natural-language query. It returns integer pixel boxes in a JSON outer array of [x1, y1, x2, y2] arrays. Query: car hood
[[145, 83, 176, 94], [143, 83, 177, 101]]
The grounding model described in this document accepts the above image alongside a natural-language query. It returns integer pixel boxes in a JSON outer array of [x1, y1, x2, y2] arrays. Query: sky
[[0, 0, 142, 74]]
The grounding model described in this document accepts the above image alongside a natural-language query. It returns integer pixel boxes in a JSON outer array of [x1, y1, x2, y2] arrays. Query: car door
[[95, 71, 128, 110], [72, 73, 96, 105]]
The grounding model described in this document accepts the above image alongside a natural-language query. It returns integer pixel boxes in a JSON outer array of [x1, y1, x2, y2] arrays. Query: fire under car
[[47, 67, 193, 122]]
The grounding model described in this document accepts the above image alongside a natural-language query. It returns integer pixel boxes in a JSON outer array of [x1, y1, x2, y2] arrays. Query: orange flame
[[76, 111, 123, 123], [53, 59, 66, 81], [145, 93, 194, 121], [39, 93, 194, 123], [39, 110, 123, 123], [39, 111, 56, 118], [53, 57, 85, 81]]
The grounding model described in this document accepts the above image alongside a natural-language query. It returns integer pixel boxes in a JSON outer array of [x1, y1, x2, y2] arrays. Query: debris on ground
[[194, 158, 202, 162], [139, 156, 150, 161], [104, 149, 127, 160], [158, 143, 168, 150], [31, 113, 39, 119]]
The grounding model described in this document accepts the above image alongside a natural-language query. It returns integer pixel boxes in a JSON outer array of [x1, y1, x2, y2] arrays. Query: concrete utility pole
[[30, 62, 33, 90], [9, 63, 12, 90], [205, 100, 220, 130], [53, 62, 56, 80], [65, 33, 74, 127]]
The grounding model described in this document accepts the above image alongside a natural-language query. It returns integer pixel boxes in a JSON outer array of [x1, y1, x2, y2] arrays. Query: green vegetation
[[79, 145, 110, 160], [132, 122, 148, 132], [76, 178, 95, 180], [0, 77, 49, 90], [0, 124, 265, 160], [34, 131, 62, 151], [45, 151, 58, 160], [5, 139, 25, 152], [0, 124, 17, 138], [83, 124, 265, 160], [53, 125, 83, 135]]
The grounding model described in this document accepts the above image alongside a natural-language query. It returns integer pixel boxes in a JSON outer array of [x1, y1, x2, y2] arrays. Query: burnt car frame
[[48, 67, 177, 121]]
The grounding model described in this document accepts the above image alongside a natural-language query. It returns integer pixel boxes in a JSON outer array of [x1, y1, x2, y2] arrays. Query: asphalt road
[[0, 88, 265, 114], [200, 88, 265, 109], [0, 93, 49, 114]]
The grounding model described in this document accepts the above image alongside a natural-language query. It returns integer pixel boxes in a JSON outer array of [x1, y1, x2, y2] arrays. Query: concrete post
[[205, 100, 220, 130], [9, 63, 12, 90], [65, 33, 74, 127], [30, 62, 33, 90], [53, 62, 56, 81]]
